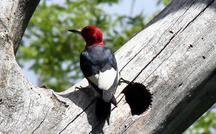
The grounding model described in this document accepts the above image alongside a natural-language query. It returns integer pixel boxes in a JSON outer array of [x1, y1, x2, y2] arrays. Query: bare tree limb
[[0, 0, 216, 134]]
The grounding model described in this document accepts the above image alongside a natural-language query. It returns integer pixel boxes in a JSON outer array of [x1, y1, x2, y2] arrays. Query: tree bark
[[0, 0, 216, 134]]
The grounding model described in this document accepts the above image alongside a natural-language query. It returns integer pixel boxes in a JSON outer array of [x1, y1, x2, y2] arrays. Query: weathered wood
[[0, 0, 216, 134]]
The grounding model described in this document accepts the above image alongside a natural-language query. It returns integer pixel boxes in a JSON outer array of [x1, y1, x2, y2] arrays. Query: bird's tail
[[95, 95, 117, 124], [95, 97, 111, 124]]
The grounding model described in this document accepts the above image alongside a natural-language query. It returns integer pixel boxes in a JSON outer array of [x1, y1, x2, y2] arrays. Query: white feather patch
[[88, 68, 117, 91], [98, 68, 117, 90]]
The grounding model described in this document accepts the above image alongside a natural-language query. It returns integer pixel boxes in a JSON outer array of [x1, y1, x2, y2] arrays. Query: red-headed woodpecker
[[69, 26, 119, 106]]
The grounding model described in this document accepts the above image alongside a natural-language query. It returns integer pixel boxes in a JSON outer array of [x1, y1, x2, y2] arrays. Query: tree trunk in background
[[0, 0, 216, 134]]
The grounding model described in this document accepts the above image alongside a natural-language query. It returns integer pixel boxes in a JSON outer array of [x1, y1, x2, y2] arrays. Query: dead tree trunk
[[0, 0, 216, 134]]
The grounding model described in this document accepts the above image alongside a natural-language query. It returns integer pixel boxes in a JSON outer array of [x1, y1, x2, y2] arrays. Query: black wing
[[80, 45, 117, 77]]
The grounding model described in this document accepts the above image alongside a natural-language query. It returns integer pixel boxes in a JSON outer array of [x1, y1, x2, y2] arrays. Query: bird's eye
[[83, 27, 92, 32]]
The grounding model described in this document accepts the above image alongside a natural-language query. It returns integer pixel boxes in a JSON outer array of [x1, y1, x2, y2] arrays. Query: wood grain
[[0, 0, 216, 133]]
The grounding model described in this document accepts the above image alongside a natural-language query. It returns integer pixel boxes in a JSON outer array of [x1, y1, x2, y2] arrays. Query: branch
[[0, 0, 39, 54], [0, 0, 216, 134]]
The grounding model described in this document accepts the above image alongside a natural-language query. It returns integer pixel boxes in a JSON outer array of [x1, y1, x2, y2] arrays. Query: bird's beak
[[68, 29, 81, 34]]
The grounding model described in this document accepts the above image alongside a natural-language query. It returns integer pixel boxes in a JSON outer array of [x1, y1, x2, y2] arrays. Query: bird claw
[[106, 118, 110, 125], [111, 96, 117, 107], [40, 85, 48, 89], [75, 86, 84, 90], [119, 78, 130, 85]]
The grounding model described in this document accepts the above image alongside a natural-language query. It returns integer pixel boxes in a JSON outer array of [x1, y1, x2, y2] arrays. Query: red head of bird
[[69, 26, 104, 48]]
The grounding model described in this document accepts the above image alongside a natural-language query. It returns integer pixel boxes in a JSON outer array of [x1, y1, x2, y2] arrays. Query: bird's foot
[[119, 78, 130, 85], [75, 86, 85, 90], [111, 96, 117, 107], [106, 118, 110, 126], [75, 85, 91, 90], [40, 85, 48, 89]]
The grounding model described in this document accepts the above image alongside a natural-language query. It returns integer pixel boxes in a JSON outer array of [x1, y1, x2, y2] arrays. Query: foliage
[[157, 0, 171, 6], [185, 111, 216, 134]]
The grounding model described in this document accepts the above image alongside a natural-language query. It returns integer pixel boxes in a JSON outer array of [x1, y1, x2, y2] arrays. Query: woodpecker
[[69, 26, 119, 107]]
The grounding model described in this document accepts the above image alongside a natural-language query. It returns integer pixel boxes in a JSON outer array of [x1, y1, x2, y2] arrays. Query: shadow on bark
[[60, 86, 108, 133]]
